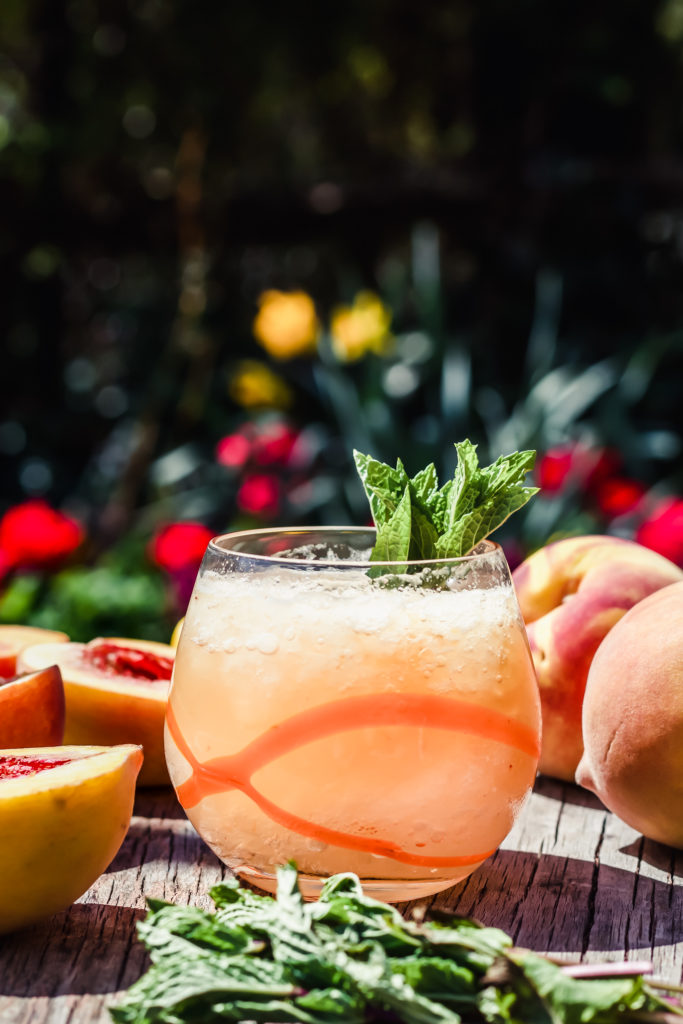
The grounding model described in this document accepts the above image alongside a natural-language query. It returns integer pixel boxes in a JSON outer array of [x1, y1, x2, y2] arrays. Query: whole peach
[[512, 535, 683, 781], [576, 581, 683, 848]]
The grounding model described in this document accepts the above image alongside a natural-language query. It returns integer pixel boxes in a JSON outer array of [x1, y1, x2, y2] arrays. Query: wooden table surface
[[1, 776, 682, 1024]]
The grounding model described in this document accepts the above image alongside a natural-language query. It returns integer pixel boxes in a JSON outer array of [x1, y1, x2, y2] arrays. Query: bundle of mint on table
[[112, 863, 682, 1024]]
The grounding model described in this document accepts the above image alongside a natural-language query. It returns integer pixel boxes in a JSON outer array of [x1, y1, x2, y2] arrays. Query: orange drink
[[165, 527, 541, 901]]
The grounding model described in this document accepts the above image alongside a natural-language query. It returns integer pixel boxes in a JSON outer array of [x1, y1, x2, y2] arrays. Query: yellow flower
[[228, 360, 292, 409], [252, 290, 320, 360], [329, 291, 393, 362]]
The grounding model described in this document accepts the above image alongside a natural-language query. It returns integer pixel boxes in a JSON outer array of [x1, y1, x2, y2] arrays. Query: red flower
[[0, 500, 84, 570], [636, 498, 683, 567], [150, 522, 214, 573], [252, 423, 299, 466], [594, 477, 645, 519], [215, 432, 252, 469], [537, 448, 574, 493], [537, 444, 621, 496], [237, 474, 280, 517]]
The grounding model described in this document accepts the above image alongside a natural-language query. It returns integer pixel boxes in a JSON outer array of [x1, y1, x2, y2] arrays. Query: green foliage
[[111, 864, 679, 1023], [0, 574, 42, 623], [0, 564, 169, 643]]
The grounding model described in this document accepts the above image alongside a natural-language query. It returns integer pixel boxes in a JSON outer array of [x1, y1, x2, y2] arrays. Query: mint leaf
[[411, 462, 439, 505], [408, 504, 440, 564], [352, 451, 409, 527], [441, 439, 481, 531], [371, 485, 412, 564], [354, 440, 539, 564]]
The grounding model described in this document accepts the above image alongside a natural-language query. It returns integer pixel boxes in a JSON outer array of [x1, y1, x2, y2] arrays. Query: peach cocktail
[[165, 527, 541, 902]]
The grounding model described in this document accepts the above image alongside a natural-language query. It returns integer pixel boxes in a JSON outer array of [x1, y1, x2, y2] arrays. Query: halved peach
[[0, 625, 69, 678], [0, 744, 143, 934], [18, 638, 173, 786], [0, 665, 65, 747]]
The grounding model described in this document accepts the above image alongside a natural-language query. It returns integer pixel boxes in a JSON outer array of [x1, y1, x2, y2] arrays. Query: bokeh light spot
[[19, 458, 53, 494], [64, 357, 97, 393], [123, 104, 156, 139], [94, 385, 128, 418]]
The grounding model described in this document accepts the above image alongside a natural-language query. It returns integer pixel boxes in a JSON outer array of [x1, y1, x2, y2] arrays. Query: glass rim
[[207, 526, 503, 569]]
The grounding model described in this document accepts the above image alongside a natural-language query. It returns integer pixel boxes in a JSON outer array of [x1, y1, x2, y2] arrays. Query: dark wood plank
[[0, 778, 681, 1023], [431, 779, 683, 978]]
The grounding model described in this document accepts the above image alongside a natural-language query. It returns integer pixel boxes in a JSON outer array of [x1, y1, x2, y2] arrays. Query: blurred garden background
[[1, 0, 683, 639]]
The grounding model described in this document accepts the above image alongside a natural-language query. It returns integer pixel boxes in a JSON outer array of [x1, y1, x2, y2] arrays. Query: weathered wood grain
[[0, 777, 681, 1023]]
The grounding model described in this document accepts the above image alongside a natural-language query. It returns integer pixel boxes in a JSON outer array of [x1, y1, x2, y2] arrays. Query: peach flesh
[[0, 754, 72, 779]]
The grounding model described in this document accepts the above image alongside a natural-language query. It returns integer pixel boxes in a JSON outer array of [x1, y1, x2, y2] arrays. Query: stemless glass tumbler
[[165, 527, 541, 902]]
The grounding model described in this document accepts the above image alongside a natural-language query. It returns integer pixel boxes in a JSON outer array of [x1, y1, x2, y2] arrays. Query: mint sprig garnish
[[354, 439, 538, 564], [111, 864, 681, 1023]]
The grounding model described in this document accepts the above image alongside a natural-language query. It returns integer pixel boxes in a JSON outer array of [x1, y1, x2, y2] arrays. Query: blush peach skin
[[0, 666, 65, 748], [576, 580, 683, 848], [512, 535, 683, 781]]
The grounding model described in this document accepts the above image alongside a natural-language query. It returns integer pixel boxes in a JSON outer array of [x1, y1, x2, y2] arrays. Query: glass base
[[234, 864, 461, 903]]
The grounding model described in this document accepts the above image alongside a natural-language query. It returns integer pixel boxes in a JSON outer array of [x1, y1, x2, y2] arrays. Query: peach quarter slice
[[0, 744, 143, 934], [0, 625, 69, 678], [18, 638, 173, 787], [0, 665, 65, 747]]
